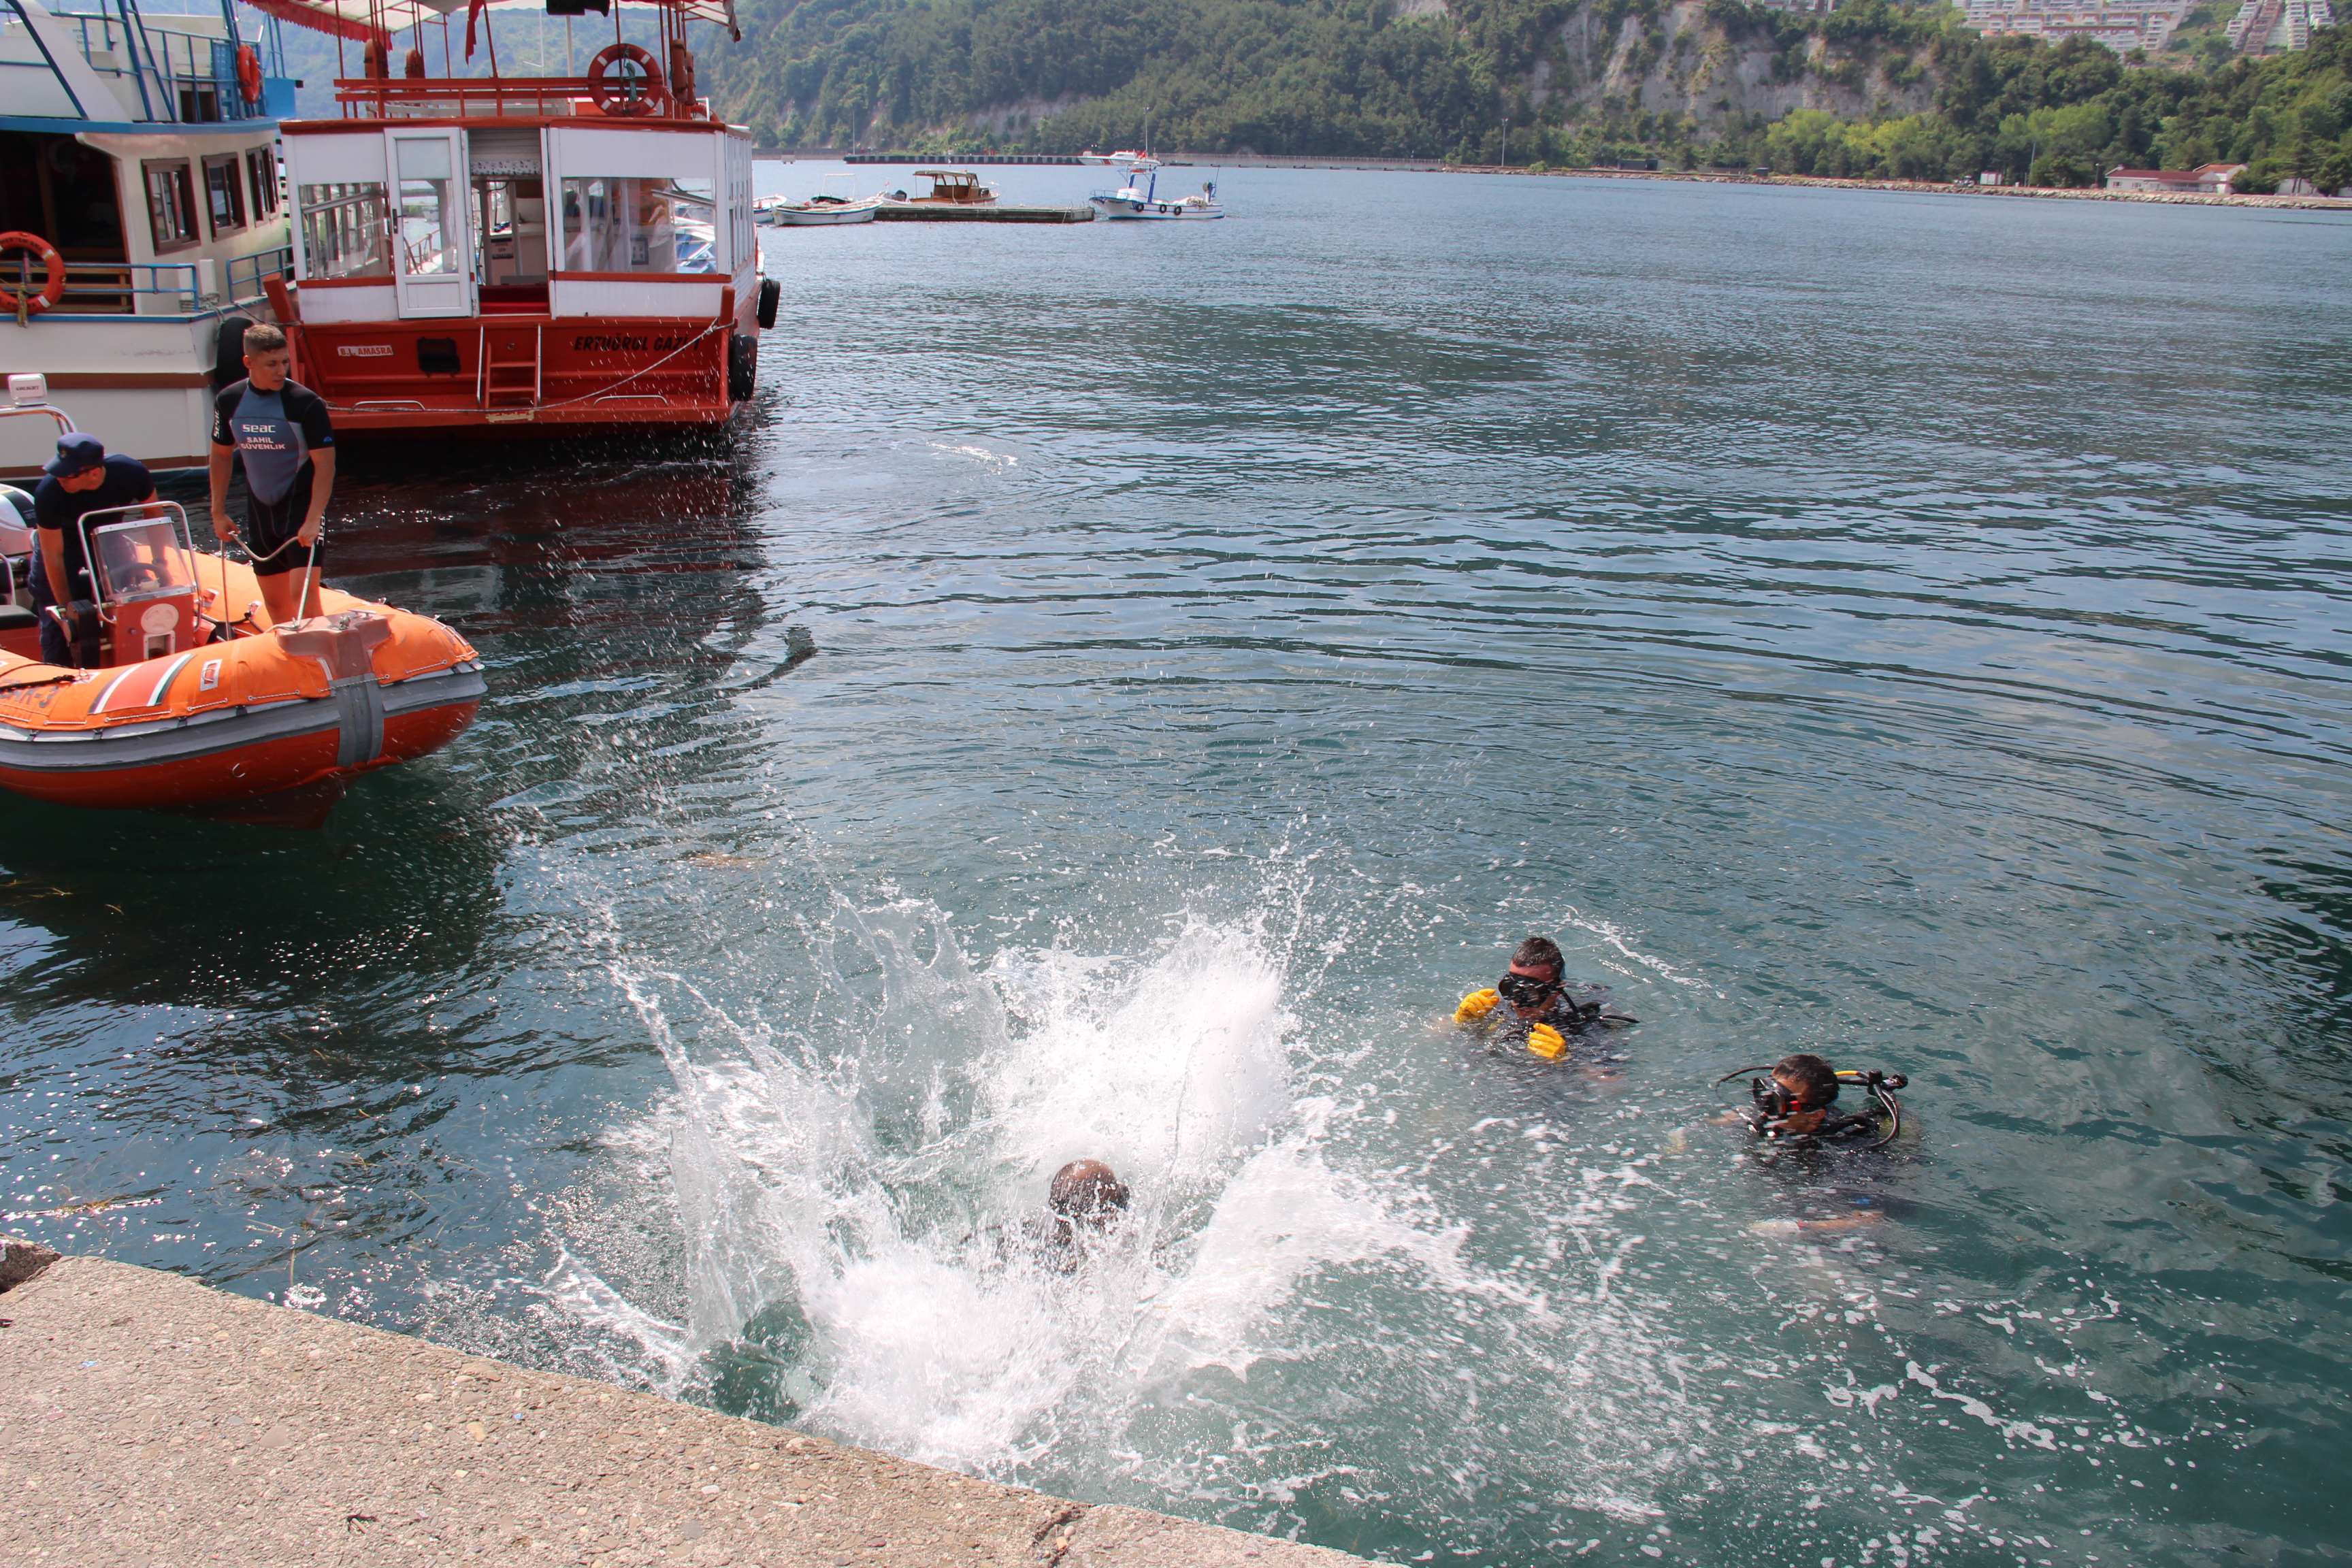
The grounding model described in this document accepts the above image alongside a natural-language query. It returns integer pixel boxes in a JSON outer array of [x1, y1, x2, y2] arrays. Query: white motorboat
[[1088, 159, 1223, 220], [762, 175, 883, 226], [766, 196, 881, 226]]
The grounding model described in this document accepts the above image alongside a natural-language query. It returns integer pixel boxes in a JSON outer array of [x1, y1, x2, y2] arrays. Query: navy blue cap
[[43, 432, 105, 478]]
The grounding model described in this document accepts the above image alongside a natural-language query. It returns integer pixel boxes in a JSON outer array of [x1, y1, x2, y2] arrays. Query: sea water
[[2, 166, 2347, 1566]]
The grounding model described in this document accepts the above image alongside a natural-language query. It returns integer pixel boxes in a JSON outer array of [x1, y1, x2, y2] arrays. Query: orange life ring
[[235, 42, 263, 105], [587, 42, 667, 118], [0, 232, 66, 317]]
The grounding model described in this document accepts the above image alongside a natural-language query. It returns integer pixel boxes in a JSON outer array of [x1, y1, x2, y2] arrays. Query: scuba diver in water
[[1730, 1053, 1907, 1144], [1714, 1053, 1914, 1235], [1018, 1159, 1131, 1275], [1452, 936, 1637, 1063]]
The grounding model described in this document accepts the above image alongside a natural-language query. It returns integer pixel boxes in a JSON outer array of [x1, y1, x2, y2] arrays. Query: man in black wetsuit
[[208, 321, 336, 626], [1729, 1054, 1915, 1236], [1452, 935, 1631, 1062], [29, 432, 159, 667]]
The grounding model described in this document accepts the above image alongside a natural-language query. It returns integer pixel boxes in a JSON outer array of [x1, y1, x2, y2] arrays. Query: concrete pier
[[0, 1244, 1377, 1568], [871, 205, 1096, 223]]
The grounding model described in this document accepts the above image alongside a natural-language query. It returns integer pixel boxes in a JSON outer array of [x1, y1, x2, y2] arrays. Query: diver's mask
[[1497, 972, 1562, 1008]]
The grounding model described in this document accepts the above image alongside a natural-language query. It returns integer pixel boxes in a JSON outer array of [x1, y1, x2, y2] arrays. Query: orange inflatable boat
[[0, 504, 483, 817]]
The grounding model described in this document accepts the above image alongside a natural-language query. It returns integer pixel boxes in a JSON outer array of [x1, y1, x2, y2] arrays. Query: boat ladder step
[[479, 325, 542, 410]]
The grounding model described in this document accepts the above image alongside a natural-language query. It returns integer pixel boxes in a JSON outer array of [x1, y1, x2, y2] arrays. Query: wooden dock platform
[[873, 203, 1096, 223]]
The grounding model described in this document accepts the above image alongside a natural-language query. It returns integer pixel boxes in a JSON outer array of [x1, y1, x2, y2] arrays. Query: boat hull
[[284, 312, 753, 438], [0, 314, 253, 482], [0, 669, 483, 811], [770, 203, 880, 226], [1088, 197, 1224, 220]]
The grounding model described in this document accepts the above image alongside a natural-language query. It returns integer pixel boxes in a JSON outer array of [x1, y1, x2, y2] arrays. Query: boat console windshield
[[79, 503, 208, 664]]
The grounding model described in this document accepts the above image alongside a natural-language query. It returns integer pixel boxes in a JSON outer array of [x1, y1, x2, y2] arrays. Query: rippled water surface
[[6, 168, 2350, 1567]]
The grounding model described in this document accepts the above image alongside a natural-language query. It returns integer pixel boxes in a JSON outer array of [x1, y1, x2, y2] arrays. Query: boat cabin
[[252, 0, 764, 435], [0, 0, 293, 475], [0, 0, 291, 316]]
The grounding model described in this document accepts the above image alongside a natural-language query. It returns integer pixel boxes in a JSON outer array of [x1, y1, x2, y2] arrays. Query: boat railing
[[50, 262, 198, 314], [332, 77, 713, 121], [225, 246, 294, 305], [35, 250, 287, 318], [39, 7, 270, 125]]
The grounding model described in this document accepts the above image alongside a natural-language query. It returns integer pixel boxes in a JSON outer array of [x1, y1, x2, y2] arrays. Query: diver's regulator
[[1713, 1065, 1908, 1149]]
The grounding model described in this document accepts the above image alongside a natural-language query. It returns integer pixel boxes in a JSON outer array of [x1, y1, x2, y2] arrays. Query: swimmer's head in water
[[1509, 936, 1563, 982], [1771, 1054, 1840, 1111], [1048, 1160, 1130, 1228]]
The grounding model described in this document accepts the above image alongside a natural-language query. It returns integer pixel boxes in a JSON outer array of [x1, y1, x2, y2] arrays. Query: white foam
[[568, 902, 1691, 1526]]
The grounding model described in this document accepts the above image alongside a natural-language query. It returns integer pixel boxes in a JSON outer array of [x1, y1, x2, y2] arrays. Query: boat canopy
[[243, 0, 738, 45]]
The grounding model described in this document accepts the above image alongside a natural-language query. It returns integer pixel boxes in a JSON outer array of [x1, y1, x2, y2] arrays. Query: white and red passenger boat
[[252, 0, 774, 441]]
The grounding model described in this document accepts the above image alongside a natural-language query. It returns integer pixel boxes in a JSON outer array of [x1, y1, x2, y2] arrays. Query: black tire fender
[[212, 315, 252, 389], [728, 331, 756, 403], [755, 276, 780, 331]]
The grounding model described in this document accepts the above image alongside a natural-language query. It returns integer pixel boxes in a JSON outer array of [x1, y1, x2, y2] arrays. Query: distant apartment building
[[2104, 163, 2248, 192], [1957, 0, 2191, 52], [2225, 0, 2336, 52]]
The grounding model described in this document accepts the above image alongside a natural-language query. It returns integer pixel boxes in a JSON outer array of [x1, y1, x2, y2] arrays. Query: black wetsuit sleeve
[[289, 382, 335, 448]]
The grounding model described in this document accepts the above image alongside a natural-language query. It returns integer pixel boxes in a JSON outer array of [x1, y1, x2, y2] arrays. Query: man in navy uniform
[[30, 431, 158, 667], [208, 321, 336, 625]]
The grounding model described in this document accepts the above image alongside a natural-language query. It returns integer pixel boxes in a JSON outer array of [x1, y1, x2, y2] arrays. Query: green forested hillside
[[1765, 11, 2352, 186], [698, 0, 2352, 190]]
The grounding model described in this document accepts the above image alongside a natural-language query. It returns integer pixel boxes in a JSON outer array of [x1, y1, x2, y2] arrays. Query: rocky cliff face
[[1539, 1, 1936, 129]]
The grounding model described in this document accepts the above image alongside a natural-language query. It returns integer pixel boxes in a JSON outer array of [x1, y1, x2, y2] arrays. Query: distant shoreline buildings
[[2223, 0, 2338, 50], [1925, 0, 2338, 55], [1957, 0, 2190, 52], [2102, 162, 2249, 192]]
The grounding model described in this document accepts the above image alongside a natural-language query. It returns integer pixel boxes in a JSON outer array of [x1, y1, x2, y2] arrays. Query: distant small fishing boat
[[763, 196, 883, 227], [884, 169, 999, 207], [1088, 159, 1224, 220], [760, 176, 885, 227]]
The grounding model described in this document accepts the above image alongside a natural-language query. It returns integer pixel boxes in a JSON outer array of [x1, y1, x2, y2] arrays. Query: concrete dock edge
[[0, 1245, 1382, 1568]]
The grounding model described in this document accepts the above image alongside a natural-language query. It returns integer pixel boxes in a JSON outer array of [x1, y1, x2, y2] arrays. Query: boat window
[[246, 147, 281, 220], [90, 520, 195, 604], [143, 159, 199, 253], [298, 182, 391, 280], [203, 153, 246, 238], [393, 137, 461, 278], [558, 177, 718, 274]]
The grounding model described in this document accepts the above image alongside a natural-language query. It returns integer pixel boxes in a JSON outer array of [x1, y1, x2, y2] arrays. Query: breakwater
[[0, 1244, 1375, 1567]]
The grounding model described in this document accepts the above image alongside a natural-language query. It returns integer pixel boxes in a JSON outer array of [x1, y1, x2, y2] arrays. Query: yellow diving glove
[[1454, 988, 1501, 1024], [1526, 1023, 1567, 1060]]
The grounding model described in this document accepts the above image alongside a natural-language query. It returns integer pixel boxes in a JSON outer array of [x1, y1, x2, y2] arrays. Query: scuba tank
[[1714, 1064, 1907, 1149]]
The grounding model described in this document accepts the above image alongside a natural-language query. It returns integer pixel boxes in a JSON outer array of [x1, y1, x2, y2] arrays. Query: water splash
[[558, 898, 1692, 1537]]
